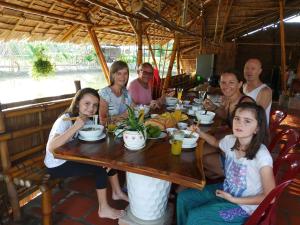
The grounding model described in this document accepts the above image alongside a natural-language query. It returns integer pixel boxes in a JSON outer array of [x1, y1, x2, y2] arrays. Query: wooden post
[[87, 27, 110, 84], [279, 0, 287, 92], [162, 34, 179, 94], [0, 106, 21, 220], [74, 80, 81, 92], [137, 20, 143, 66], [177, 48, 181, 75], [145, 32, 158, 68]]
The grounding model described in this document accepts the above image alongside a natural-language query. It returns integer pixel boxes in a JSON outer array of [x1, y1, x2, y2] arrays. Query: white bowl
[[183, 100, 190, 105], [166, 127, 178, 135], [177, 122, 188, 130], [165, 97, 178, 106], [150, 114, 159, 118], [195, 110, 215, 123], [182, 130, 199, 146], [79, 125, 104, 139], [134, 105, 150, 117]]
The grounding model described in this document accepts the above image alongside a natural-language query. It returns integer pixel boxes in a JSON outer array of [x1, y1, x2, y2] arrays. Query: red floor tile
[[57, 218, 85, 225], [67, 176, 95, 193], [52, 189, 70, 204], [55, 194, 97, 218], [85, 208, 119, 225]]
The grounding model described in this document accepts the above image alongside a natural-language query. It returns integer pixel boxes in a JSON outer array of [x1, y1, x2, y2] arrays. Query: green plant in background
[[29, 45, 55, 79], [84, 51, 97, 62], [117, 53, 136, 64]]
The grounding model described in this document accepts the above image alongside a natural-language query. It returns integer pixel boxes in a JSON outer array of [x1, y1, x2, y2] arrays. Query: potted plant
[[117, 105, 146, 150]]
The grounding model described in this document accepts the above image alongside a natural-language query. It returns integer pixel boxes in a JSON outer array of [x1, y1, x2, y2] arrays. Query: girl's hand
[[216, 189, 234, 202], [188, 125, 200, 134], [73, 115, 87, 130], [203, 99, 217, 111]]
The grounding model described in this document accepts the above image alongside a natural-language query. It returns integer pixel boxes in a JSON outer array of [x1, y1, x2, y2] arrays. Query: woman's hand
[[216, 189, 234, 202], [150, 100, 160, 109], [203, 99, 217, 111]]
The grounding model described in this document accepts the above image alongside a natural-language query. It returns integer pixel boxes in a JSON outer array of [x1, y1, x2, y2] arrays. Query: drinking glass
[[171, 130, 184, 155]]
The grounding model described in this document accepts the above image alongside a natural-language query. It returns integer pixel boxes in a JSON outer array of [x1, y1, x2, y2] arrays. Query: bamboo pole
[[279, 0, 287, 92], [0, 107, 21, 220], [213, 0, 221, 43], [177, 49, 181, 75], [137, 20, 143, 66], [145, 32, 158, 68], [162, 34, 179, 94], [87, 27, 110, 84], [219, 0, 234, 43]]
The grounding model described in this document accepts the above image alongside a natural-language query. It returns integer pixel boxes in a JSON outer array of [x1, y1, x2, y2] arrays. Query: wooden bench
[[0, 99, 71, 225]]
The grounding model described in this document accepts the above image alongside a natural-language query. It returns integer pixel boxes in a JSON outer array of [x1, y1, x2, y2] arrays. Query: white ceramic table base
[[126, 172, 171, 221], [118, 203, 174, 225]]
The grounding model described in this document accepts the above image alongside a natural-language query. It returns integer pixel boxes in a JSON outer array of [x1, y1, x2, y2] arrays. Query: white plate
[[166, 106, 175, 111], [194, 119, 214, 125], [124, 143, 146, 150], [182, 142, 197, 149], [78, 133, 106, 141], [148, 132, 167, 139], [168, 140, 197, 149]]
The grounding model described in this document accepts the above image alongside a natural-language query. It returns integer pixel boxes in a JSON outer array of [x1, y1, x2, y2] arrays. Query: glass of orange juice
[[107, 117, 117, 133], [171, 131, 184, 155], [177, 88, 183, 101]]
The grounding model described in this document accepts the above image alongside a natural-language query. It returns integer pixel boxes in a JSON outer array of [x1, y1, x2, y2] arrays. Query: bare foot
[[98, 207, 125, 219], [112, 191, 129, 202]]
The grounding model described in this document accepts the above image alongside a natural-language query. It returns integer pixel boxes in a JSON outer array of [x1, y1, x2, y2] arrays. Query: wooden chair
[[0, 99, 70, 225], [269, 110, 287, 131]]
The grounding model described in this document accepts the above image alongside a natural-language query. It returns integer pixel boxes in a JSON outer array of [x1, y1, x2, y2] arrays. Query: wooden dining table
[[53, 128, 206, 190]]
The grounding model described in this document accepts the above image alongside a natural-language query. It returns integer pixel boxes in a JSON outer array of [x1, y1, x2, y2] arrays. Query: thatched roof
[[0, 0, 299, 47]]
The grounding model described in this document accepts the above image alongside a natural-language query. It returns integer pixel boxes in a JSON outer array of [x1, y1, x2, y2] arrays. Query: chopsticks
[[63, 115, 98, 121], [189, 120, 200, 138]]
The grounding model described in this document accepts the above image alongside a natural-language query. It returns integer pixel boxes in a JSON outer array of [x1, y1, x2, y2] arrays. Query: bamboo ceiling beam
[[51, 0, 89, 13], [136, 20, 143, 66], [0, 1, 91, 26], [115, 0, 137, 34], [145, 32, 158, 69], [59, 24, 81, 42], [279, 0, 287, 93], [84, 0, 141, 19], [87, 27, 110, 84], [219, 0, 234, 43], [132, 1, 200, 37], [213, 0, 221, 43], [162, 33, 179, 94]]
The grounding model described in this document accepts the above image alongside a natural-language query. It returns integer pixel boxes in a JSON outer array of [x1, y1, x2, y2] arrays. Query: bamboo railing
[[0, 98, 71, 224]]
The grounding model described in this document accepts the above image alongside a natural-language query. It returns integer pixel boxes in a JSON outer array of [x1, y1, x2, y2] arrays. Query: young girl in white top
[[177, 102, 275, 225], [44, 88, 128, 220]]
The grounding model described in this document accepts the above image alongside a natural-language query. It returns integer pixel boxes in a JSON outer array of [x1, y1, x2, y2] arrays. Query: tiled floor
[[3, 171, 300, 225]]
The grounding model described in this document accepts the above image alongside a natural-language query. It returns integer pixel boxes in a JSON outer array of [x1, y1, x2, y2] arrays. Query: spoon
[[203, 92, 208, 115]]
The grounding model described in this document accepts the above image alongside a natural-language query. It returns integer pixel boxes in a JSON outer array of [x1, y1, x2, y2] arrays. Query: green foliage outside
[[117, 53, 136, 64]]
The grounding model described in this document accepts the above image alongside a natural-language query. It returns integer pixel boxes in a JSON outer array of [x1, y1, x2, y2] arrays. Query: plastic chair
[[269, 110, 287, 131], [274, 152, 300, 184], [244, 180, 292, 225], [268, 128, 300, 156]]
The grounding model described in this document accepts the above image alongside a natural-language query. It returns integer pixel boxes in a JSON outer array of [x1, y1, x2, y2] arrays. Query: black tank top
[[226, 95, 255, 127]]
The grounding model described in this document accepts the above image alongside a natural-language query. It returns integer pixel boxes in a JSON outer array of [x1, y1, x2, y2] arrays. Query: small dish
[[78, 133, 106, 142], [182, 142, 197, 149], [148, 132, 167, 139], [124, 143, 146, 151]]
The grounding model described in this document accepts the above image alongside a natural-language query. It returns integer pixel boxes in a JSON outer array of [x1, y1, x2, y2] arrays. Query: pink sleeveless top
[[128, 78, 152, 105]]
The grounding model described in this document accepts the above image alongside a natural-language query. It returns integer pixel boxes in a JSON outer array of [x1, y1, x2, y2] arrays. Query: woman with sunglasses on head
[[128, 62, 174, 109]]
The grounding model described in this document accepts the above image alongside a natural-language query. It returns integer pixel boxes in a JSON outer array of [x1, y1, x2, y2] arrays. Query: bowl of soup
[[79, 125, 104, 139], [181, 130, 199, 147]]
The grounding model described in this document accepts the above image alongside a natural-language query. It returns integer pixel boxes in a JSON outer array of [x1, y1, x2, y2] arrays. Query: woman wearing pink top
[[128, 63, 163, 108]]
